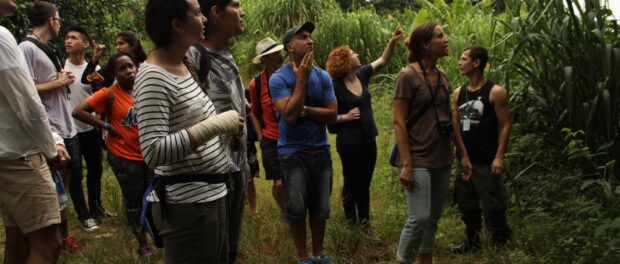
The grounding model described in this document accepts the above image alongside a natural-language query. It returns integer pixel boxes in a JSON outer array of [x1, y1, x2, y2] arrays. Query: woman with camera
[[393, 22, 471, 264]]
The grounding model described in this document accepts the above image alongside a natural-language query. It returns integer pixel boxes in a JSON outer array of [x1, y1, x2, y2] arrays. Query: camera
[[438, 120, 453, 136]]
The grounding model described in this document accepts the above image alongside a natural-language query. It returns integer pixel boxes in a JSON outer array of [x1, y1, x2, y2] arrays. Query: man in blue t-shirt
[[269, 22, 337, 264]]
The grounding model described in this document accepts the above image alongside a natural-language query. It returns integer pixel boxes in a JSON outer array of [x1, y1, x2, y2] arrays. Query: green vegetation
[[1, 0, 619, 263], [0, 0, 146, 58]]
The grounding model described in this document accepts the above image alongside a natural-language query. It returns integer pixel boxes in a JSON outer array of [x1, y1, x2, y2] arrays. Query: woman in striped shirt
[[135, 0, 243, 263]]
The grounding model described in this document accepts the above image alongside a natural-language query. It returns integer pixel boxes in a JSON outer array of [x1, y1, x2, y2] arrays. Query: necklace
[[31, 31, 43, 41], [464, 78, 486, 116]]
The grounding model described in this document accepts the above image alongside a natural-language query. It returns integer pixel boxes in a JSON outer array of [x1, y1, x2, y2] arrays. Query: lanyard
[[464, 80, 484, 116]]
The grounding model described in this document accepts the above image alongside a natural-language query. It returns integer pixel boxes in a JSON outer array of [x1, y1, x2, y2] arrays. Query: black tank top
[[457, 80, 498, 165]]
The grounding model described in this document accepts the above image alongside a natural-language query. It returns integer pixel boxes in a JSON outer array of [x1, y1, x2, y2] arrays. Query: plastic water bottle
[[52, 170, 68, 211]]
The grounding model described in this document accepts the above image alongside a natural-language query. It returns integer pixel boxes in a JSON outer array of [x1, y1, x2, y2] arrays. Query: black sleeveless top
[[457, 80, 499, 165]]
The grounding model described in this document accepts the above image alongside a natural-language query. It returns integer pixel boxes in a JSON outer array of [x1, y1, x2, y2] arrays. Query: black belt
[[153, 173, 228, 220], [301, 146, 326, 153]]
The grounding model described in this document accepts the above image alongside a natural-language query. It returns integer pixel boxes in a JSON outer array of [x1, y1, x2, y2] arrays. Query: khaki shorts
[[0, 153, 61, 234]]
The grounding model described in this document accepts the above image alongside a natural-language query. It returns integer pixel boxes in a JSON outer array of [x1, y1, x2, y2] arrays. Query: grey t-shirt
[[19, 39, 76, 139]]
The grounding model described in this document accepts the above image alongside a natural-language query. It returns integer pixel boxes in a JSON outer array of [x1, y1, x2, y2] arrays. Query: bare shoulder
[[490, 83, 508, 102], [453, 86, 462, 99]]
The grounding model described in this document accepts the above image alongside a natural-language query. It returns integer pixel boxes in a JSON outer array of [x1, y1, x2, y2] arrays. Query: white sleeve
[[0, 67, 60, 158]]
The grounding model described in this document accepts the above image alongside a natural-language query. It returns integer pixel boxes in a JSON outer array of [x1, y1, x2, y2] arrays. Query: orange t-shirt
[[86, 84, 143, 161]]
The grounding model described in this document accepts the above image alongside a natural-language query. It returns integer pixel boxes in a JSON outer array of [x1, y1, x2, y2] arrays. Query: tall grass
[[1, 0, 619, 263], [496, 0, 619, 178]]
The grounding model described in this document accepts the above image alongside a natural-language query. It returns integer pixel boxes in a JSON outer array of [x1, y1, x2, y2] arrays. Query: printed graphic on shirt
[[459, 96, 484, 124], [120, 107, 138, 126]]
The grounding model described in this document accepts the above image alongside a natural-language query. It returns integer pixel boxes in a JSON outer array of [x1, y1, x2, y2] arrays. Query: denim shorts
[[280, 147, 333, 222]]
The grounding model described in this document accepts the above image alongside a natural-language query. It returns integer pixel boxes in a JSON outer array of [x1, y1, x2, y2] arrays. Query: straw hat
[[252, 37, 284, 64]]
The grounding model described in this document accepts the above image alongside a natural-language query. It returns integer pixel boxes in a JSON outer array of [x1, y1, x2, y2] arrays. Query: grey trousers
[[227, 169, 248, 264], [396, 166, 451, 264], [152, 199, 228, 264]]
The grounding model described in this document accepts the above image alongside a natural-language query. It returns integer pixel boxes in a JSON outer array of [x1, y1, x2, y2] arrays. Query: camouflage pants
[[455, 165, 511, 244]]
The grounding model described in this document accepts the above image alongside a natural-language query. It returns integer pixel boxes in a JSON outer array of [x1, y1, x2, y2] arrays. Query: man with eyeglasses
[[19, 0, 81, 251]]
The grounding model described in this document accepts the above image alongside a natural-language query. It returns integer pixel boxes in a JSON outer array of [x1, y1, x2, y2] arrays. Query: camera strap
[[419, 62, 449, 131], [404, 64, 440, 131]]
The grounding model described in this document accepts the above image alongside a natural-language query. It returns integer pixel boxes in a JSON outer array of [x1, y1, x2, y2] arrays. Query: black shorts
[[259, 137, 282, 180]]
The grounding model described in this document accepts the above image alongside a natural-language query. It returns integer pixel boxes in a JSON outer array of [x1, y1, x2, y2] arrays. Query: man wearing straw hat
[[248, 37, 286, 215]]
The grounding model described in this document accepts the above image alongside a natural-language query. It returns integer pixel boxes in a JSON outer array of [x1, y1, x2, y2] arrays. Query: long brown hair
[[406, 22, 438, 63]]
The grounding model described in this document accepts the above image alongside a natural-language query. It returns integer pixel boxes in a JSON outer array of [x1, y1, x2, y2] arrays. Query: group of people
[[0, 0, 513, 264]]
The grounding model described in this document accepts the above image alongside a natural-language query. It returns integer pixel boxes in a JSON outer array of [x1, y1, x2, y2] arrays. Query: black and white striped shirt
[[134, 62, 228, 203]]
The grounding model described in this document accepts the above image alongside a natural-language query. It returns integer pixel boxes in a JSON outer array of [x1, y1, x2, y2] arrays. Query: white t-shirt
[[19, 38, 77, 139], [65, 60, 99, 133]]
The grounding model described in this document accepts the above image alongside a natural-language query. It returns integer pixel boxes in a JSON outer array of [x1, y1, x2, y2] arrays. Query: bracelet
[[338, 115, 343, 121], [102, 122, 109, 129]]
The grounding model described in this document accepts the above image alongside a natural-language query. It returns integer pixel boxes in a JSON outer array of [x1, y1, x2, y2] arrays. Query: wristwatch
[[300, 106, 308, 117]]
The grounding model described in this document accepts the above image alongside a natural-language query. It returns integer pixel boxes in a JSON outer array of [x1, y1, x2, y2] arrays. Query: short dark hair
[[28, 1, 57, 27], [105, 52, 135, 77], [116, 31, 147, 63], [145, 0, 193, 48], [406, 22, 438, 63], [199, 0, 231, 37], [464, 45, 488, 72], [66, 26, 90, 42]]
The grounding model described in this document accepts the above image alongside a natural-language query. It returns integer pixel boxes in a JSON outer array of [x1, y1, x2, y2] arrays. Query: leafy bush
[[0, 0, 146, 59]]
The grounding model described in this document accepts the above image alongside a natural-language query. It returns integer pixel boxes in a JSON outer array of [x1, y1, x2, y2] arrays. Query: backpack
[[253, 75, 265, 128], [192, 43, 212, 88], [251, 73, 279, 128]]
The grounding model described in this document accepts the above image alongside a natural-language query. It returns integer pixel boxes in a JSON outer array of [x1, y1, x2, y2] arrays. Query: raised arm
[[272, 52, 313, 124], [490, 84, 511, 175], [80, 40, 106, 85], [370, 27, 404, 73]]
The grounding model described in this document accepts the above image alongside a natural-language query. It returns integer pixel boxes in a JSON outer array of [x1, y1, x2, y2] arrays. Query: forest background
[[1, 0, 619, 263]]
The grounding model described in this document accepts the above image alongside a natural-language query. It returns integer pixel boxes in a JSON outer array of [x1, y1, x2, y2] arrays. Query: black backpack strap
[[253, 75, 264, 128], [24, 37, 70, 94], [23, 37, 63, 72], [192, 43, 211, 88]]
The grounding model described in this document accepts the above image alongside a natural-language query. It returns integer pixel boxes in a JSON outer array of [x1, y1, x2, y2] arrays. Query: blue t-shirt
[[269, 64, 336, 154]]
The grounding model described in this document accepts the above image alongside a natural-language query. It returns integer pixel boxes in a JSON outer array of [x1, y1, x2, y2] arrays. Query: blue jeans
[[280, 148, 333, 222], [396, 166, 451, 264]]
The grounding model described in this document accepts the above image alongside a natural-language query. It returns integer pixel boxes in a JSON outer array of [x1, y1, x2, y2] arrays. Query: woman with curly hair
[[325, 27, 403, 230]]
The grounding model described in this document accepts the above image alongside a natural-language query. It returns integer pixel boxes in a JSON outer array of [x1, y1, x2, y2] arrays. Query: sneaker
[[450, 239, 480, 254], [94, 207, 118, 218], [62, 236, 82, 252], [81, 218, 99, 232], [137, 245, 154, 257], [317, 255, 335, 264], [297, 258, 315, 264]]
